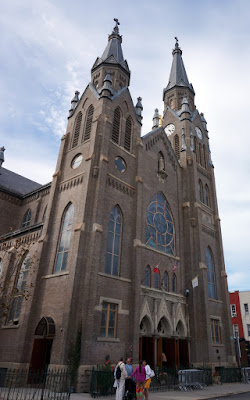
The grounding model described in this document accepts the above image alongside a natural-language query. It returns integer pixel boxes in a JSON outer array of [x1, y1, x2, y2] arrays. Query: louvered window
[[203, 145, 207, 169], [83, 105, 94, 141], [174, 135, 180, 159], [124, 116, 132, 151], [72, 112, 82, 148], [199, 143, 203, 166], [112, 108, 121, 144]]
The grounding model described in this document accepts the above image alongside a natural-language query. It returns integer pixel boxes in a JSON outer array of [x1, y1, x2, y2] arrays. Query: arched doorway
[[29, 317, 55, 372]]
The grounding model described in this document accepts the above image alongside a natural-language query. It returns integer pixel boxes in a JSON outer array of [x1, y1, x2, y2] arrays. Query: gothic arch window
[[199, 143, 203, 166], [163, 271, 168, 290], [174, 135, 180, 159], [42, 205, 47, 222], [204, 184, 210, 207], [54, 203, 74, 273], [158, 152, 165, 172], [146, 193, 175, 255], [83, 105, 94, 141], [72, 112, 82, 148], [0, 258, 2, 276], [21, 209, 31, 229], [203, 145, 207, 169], [154, 271, 160, 289], [194, 137, 198, 162], [105, 206, 122, 276], [8, 253, 30, 323], [172, 273, 177, 293], [111, 107, 121, 144], [198, 180, 204, 203], [124, 116, 132, 152], [145, 265, 151, 287], [206, 247, 216, 299]]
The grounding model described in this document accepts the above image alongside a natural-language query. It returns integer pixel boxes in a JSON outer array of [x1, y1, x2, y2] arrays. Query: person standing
[[130, 360, 146, 400], [115, 357, 128, 400], [143, 361, 151, 400], [125, 357, 133, 376]]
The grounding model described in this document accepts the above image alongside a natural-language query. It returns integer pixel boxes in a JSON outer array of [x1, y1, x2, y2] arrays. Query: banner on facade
[[192, 275, 198, 288]]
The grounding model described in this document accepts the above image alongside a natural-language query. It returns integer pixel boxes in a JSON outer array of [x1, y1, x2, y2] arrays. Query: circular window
[[115, 156, 126, 172], [71, 154, 83, 169]]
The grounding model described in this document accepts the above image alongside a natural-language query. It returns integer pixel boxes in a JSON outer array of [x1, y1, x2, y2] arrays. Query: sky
[[0, 0, 249, 291]]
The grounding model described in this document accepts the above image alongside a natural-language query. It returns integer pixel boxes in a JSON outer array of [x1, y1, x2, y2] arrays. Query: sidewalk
[[71, 382, 250, 400]]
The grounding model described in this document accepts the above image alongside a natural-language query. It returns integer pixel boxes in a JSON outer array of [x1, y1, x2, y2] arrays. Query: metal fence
[[89, 367, 115, 398], [215, 367, 242, 383], [0, 368, 71, 400], [242, 367, 250, 383]]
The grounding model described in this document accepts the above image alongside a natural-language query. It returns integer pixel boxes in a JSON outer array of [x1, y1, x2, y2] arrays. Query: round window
[[71, 154, 83, 169], [115, 156, 126, 172]]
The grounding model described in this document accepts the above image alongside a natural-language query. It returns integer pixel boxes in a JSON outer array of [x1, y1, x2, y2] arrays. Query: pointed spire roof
[[164, 38, 194, 94], [92, 19, 130, 74]]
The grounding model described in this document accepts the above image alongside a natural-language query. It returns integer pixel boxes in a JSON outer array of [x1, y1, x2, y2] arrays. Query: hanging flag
[[192, 275, 198, 288], [172, 262, 178, 272], [153, 265, 159, 274]]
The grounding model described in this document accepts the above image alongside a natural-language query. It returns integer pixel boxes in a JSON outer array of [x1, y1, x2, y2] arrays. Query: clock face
[[164, 123, 175, 136], [195, 127, 203, 140]]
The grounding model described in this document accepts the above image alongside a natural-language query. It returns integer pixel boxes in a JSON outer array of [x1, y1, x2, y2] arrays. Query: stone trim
[[98, 272, 131, 283], [221, 271, 227, 278], [209, 299, 223, 304], [74, 222, 85, 232], [42, 271, 69, 280], [93, 223, 103, 233], [182, 202, 190, 208], [97, 337, 120, 343], [95, 297, 129, 315], [134, 241, 180, 262], [109, 140, 136, 158], [199, 262, 207, 270], [202, 225, 216, 238], [106, 174, 135, 197]]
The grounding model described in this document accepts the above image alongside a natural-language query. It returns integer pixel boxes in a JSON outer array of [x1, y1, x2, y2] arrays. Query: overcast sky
[[0, 0, 249, 292]]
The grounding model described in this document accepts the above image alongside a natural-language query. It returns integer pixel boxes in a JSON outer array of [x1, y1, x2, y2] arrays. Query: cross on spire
[[113, 18, 120, 34]]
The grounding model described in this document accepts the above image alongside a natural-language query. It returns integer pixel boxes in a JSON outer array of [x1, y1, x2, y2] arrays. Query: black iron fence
[[215, 367, 242, 383], [89, 367, 115, 398], [0, 368, 71, 400]]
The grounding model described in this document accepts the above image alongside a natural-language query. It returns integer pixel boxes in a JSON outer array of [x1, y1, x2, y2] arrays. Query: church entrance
[[29, 317, 55, 373], [139, 336, 189, 369]]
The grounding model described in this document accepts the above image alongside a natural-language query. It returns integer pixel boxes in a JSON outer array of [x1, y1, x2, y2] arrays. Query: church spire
[[164, 38, 194, 93], [163, 38, 195, 112], [91, 19, 130, 90]]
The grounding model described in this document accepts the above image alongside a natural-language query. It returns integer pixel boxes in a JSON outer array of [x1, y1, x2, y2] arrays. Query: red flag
[[154, 265, 159, 274], [172, 262, 178, 272]]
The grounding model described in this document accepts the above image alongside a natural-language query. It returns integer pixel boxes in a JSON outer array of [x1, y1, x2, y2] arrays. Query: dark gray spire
[[164, 38, 194, 94], [92, 19, 130, 73]]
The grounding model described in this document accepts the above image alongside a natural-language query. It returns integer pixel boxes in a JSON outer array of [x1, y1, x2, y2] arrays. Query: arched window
[[204, 184, 210, 207], [203, 145, 207, 169], [172, 273, 177, 293], [154, 271, 160, 289], [72, 112, 82, 148], [83, 105, 94, 141], [111, 108, 121, 144], [21, 209, 31, 229], [194, 137, 199, 163], [54, 203, 74, 273], [146, 193, 175, 255], [0, 258, 2, 276], [124, 116, 132, 152], [206, 247, 216, 299], [199, 143, 203, 166], [163, 271, 168, 290], [105, 206, 122, 276], [174, 135, 180, 159], [42, 205, 47, 222], [9, 253, 30, 323], [198, 180, 204, 203], [145, 266, 151, 287]]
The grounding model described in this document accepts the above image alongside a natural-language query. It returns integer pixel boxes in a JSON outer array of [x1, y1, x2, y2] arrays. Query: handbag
[[150, 368, 155, 378]]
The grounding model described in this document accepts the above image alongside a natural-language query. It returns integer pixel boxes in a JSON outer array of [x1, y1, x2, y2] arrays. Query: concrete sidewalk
[[71, 383, 250, 400]]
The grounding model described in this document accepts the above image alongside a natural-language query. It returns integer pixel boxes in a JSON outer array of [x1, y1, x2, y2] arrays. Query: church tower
[[161, 39, 235, 365]]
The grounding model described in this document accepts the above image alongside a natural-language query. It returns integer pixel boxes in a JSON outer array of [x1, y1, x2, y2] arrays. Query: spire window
[[145, 266, 151, 287], [206, 247, 216, 299], [105, 206, 122, 276], [198, 180, 204, 203], [204, 184, 210, 207], [112, 108, 121, 144], [154, 270, 160, 289], [203, 145, 208, 169], [174, 135, 180, 159], [54, 203, 74, 273], [163, 271, 168, 290], [199, 143, 203, 166], [124, 116, 132, 152], [72, 112, 82, 148], [172, 273, 177, 293], [83, 105, 94, 141]]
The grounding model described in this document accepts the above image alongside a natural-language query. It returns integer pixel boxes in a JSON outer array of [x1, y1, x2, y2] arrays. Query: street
[[206, 392, 250, 399]]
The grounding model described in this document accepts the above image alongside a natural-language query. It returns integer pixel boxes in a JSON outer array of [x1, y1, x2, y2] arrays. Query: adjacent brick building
[[0, 21, 235, 388]]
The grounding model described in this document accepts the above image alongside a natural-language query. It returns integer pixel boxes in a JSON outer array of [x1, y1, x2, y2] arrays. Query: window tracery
[[105, 206, 122, 276]]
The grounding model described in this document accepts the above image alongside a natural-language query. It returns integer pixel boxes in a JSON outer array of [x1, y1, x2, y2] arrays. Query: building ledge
[[98, 272, 131, 283], [97, 337, 120, 343], [42, 271, 69, 279]]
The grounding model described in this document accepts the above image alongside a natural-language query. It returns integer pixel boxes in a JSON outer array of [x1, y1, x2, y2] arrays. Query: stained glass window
[[198, 180, 203, 203], [54, 203, 74, 273], [206, 247, 216, 299], [204, 184, 210, 207], [163, 271, 168, 290], [210, 319, 221, 344], [105, 206, 122, 276], [99, 302, 118, 338], [21, 209, 31, 229], [146, 193, 175, 255], [155, 271, 160, 289], [9, 253, 30, 323], [172, 273, 177, 293]]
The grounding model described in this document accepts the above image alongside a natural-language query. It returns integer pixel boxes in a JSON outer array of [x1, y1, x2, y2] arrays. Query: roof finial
[[113, 18, 120, 34], [174, 36, 179, 49]]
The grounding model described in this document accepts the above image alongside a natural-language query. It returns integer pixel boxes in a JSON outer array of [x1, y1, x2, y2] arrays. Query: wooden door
[[157, 337, 162, 367]]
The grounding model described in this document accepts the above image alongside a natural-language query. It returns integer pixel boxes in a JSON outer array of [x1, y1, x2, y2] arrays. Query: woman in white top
[[142, 360, 151, 400]]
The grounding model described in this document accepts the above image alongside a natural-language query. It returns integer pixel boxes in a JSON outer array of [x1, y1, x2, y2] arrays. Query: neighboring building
[[229, 291, 244, 339], [0, 21, 235, 389], [239, 291, 250, 342]]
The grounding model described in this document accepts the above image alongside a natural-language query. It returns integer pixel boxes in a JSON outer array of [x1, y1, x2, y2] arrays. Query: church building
[[0, 20, 235, 389]]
